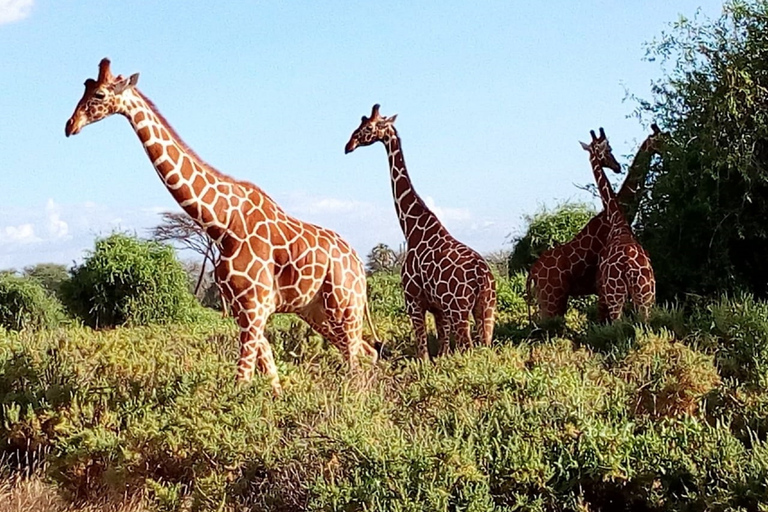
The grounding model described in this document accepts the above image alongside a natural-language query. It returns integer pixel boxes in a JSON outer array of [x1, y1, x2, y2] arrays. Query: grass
[[1, 275, 768, 510]]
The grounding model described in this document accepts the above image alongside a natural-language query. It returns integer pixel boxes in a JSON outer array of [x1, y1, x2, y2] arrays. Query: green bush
[[507, 202, 595, 276], [3, 318, 768, 510], [62, 233, 201, 327], [0, 274, 64, 331], [707, 294, 768, 389]]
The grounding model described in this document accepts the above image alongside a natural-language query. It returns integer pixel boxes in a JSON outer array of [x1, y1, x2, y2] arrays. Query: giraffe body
[[528, 126, 664, 318], [65, 59, 378, 393], [581, 128, 656, 321], [346, 105, 496, 358]]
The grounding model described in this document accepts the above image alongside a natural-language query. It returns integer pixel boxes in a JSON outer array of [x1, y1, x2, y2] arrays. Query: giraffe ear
[[385, 114, 398, 125], [579, 141, 590, 151], [113, 73, 138, 94]]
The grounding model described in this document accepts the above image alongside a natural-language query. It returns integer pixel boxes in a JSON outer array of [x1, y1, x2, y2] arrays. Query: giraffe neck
[[589, 152, 625, 232], [381, 129, 447, 245], [616, 141, 657, 221], [119, 89, 235, 241]]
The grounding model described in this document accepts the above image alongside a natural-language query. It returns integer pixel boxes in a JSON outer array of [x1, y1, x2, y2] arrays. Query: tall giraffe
[[527, 125, 665, 318], [65, 59, 379, 394], [345, 104, 496, 358], [580, 128, 655, 321]]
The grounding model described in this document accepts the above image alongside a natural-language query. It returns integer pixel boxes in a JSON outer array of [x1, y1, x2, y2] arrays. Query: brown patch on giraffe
[[166, 172, 180, 187], [201, 187, 216, 204], [156, 159, 174, 175], [179, 158, 195, 181], [137, 127, 151, 141], [167, 144, 180, 163], [134, 111, 146, 124]]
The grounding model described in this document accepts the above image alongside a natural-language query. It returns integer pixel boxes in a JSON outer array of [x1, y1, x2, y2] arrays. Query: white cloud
[[424, 195, 472, 223], [45, 199, 69, 239], [3, 223, 38, 243], [0, 0, 33, 25]]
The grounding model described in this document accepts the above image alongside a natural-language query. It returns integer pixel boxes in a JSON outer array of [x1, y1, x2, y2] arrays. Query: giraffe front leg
[[434, 310, 450, 357], [406, 300, 429, 361], [236, 308, 281, 395]]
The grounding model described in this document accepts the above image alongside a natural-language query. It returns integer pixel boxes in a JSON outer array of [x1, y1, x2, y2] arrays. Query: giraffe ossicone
[[346, 103, 496, 358], [66, 58, 380, 395]]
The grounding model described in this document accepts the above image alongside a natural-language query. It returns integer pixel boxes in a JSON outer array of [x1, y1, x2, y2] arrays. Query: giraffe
[[580, 128, 656, 321], [65, 58, 379, 394], [527, 125, 665, 319], [345, 104, 496, 359]]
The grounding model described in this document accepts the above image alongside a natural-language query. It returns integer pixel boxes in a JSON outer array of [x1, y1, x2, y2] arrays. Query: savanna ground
[[2, 269, 768, 511]]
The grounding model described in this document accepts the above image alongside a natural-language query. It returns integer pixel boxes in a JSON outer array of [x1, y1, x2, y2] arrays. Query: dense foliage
[[22, 263, 70, 300], [636, 0, 768, 299], [2, 273, 768, 510], [61, 233, 201, 328], [0, 274, 64, 331], [507, 203, 595, 276]]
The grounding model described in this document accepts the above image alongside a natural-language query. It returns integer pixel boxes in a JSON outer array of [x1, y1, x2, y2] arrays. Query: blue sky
[[0, 0, 723, 269]]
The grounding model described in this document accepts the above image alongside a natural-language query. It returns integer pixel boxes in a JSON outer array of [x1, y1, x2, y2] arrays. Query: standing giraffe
[[65, 59, 379, 394], [527, 125, 665, 318], [580, 128, 656, 321], [345, 104, 496, 358]]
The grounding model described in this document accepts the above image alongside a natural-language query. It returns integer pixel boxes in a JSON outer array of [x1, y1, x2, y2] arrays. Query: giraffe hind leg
[[472, 286, 496, 347]]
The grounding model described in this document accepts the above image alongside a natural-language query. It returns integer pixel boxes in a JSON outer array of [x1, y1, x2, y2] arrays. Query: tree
[[151, 211, 217, 295], [634, 0, 768, 298], [365, 243, 401, 274], [507, 202, 595, 276], [23, 263, 69, 299]]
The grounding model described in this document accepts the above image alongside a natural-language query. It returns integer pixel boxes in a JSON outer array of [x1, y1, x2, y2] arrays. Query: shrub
[[0, 274, 64, 331], [617, 329, 721, 418], [707, 294, 768, 389], [61, 233, 201, 327], [507, 202, 595, 276]]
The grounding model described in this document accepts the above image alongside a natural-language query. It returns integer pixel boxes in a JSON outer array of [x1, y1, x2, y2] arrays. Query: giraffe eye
[[93, 91, 105, 100]]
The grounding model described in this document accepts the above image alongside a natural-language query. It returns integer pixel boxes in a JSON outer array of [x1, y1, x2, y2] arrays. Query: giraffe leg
[[472, 284, 496, 347], [406, 299, 429, 360], [453, 316, 473, 352], [434, 310, 450, 357], [235, 307, 281, 395], [601, 284, 627, 323]]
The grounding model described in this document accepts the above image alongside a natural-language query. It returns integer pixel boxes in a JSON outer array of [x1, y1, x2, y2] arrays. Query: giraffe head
[[344, 104, 398, 154], [65, 58, 140, 137], [639, 123, 668, 155], [580, 127, 622, 173]]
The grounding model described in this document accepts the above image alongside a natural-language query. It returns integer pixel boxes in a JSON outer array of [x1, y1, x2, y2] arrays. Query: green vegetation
[[507, 203, 595, 276], [2, 271, 768, 511], [0, 274, 65, 332], [635, 0, 768, 299], [61, 233, 202, 328]]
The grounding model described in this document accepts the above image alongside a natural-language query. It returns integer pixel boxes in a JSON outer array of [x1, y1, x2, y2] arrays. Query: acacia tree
[[151, 211, 217, 295], [365, 243, 400, 274], [634, 1, 768, 298]]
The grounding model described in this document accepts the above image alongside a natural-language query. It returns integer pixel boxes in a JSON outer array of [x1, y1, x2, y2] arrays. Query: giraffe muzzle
[[344, 140, 357, 154], [65, 117, 80, 137]]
